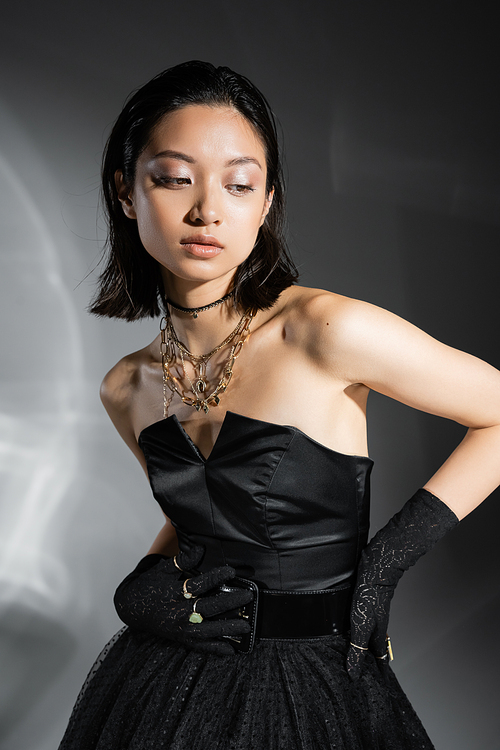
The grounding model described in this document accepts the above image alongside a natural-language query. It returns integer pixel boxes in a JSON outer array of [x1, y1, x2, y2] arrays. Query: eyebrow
[[151, 150, 262, 170], [225, 156, 262, 171]]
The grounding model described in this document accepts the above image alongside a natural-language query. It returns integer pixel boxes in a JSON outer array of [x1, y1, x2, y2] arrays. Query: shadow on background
[[0, 606, 75, 741]]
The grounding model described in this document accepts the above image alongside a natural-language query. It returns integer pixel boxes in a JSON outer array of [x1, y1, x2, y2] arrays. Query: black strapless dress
[[59, 412, 435, 750]]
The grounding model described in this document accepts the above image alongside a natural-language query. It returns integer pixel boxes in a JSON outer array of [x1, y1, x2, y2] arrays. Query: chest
[[135, 327, 369, 458]]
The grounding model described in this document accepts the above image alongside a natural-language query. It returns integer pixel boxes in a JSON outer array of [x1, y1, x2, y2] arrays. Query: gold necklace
[[159, 311, 253, 415], [165, 311, 248, 392]]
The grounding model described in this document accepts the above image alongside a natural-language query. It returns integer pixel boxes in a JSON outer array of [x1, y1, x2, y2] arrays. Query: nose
[[188, 184, 222, 226]]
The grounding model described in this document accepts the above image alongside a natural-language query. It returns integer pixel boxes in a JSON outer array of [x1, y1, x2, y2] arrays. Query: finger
[[176, 544, 205, 572], [346, 616, 370, 681], [188, 566, 236, 595], [370, 618, 389, 658], [153, 557, 179, 576], [186, 618, 251, 638], [196, 589, 253, 617], [346, 643, 367, 681]]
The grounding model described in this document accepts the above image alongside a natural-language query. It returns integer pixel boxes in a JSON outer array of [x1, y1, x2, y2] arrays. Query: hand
[[346, 552, 394, 679], [346, 489, 458, 680], [114, 545, 253, 655]]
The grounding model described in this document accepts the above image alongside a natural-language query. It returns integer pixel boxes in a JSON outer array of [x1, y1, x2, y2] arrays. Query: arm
[[316, 295, 500, 517], [147, 515, 179, 556], [307, 294, 500, 676], [100, 355, 150, 476], [100, 354, 179, 552]]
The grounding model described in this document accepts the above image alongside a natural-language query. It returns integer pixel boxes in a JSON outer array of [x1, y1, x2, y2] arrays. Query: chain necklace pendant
[[196, 379, 207, 393], [194, 361, 207, 394], [193, 399, 210, 413], [160, 310, 253, 416], [193, 312, 198, 319]]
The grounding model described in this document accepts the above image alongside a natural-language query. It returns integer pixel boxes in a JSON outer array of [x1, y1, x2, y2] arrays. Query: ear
[[115, 170, 137, 219], [259, 187, 274, 227]]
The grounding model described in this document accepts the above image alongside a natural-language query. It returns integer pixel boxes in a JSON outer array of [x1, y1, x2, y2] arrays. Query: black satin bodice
[[138, 411, 373, 591]]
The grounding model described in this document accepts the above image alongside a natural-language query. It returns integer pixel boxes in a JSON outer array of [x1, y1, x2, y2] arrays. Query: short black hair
[[90, 60, 298, 320]]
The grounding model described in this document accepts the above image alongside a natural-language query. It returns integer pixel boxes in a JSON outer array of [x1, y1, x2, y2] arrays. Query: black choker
[[166, 291, 234, 319]]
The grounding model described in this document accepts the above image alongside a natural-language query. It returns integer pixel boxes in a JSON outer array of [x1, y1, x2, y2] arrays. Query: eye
[[152, 175, 191, 187], [227, 184, 255, 195]]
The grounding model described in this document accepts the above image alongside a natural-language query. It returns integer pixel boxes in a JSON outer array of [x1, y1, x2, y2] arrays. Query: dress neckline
[[138, 411, 373, 465]]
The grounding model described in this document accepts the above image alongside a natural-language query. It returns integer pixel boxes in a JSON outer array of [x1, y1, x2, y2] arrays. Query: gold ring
[[387, 635, 394, 661], [173, 555, 183, 572], [189, 599, 203, 624], [349, 642, 368, 651], [375, 635, 394, 662], [182, 579, 193, 599]]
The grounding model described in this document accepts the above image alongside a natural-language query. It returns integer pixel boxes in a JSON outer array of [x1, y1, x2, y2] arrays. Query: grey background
[[0, 2, 499, 748]]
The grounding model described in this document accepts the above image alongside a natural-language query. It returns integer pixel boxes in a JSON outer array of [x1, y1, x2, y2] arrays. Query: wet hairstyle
[[90, 60, 298, 320]]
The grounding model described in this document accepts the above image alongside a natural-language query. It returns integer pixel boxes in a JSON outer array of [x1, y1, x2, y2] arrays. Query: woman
[[59, 61, 500, 749]]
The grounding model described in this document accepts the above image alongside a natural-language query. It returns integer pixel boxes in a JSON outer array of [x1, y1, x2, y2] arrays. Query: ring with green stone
[[188, 599, 203, 624], [183, 578, 193, 599]]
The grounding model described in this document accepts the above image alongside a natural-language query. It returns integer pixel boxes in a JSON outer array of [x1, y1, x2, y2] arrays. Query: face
[[116, 105, 273, 295]]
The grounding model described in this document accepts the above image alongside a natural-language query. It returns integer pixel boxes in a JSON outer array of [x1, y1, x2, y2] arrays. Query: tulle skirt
[[58, 627, 434, 750]]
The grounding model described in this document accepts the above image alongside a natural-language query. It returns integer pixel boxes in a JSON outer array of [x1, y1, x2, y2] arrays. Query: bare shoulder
[[100, 340, 159, 466], [282, 286, 500, 427], [281, 285, 396, 334], [278, 285, 452, 385], [278, 286, 383, 374], [100, 349, 145, 419]]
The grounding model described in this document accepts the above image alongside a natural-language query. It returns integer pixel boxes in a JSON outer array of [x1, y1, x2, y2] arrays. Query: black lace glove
[[347, 488, 459, 680], [114, 545, 252, 655]]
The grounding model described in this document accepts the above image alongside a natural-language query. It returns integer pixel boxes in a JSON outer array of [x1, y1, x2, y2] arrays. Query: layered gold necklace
[[160, 309, 253, 416]]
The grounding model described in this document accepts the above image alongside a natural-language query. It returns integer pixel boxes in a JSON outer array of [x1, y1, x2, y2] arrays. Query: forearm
[[113, 546, 252, 655], [424, 423, 500, 521], [347, 487, 458, 677], [147, 518, 179, 556]]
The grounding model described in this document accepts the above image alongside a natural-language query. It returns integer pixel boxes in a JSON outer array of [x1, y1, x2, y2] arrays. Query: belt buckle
[[218, 576, 259, 654]]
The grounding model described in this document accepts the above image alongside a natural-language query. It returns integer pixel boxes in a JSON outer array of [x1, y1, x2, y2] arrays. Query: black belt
[[219, 578, 353, 654]]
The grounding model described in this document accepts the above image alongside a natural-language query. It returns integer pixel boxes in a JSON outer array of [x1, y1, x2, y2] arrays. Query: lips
[[181, 235, 224, 258], [181, 235, 223, 248]]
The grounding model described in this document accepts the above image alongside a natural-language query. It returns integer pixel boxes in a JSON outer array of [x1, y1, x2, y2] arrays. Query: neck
[[162, 273, 246, 353], [162, 269, 235, 308], [167, 290, 234, 318]]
